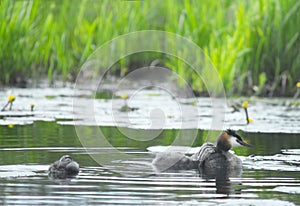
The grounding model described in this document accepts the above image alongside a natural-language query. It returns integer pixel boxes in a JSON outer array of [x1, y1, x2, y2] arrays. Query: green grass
[[0, 0, 299, 96]]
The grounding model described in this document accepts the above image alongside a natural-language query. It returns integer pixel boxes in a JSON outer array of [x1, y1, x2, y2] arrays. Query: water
[[0, 86, 299, 133], [0, 122, 299, 205], [0, 86, 299, 205]]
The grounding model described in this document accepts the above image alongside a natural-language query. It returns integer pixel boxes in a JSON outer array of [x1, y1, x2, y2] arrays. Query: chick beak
[[236, 138, 254, 147]]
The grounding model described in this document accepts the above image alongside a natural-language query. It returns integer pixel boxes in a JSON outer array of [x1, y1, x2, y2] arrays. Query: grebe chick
[[48, 155, 79, 179]]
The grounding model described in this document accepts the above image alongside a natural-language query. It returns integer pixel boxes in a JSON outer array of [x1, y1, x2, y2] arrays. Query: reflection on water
[[199, 163, 243, 196], [0, 122, 299, 205]]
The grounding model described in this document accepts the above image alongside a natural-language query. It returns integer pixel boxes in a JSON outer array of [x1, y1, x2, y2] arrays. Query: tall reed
[[0, 0, 299, 96]]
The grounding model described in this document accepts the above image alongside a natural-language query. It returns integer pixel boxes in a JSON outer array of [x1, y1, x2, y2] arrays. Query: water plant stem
[[1, 102, 9, 111], [244, 108, 250, 124]]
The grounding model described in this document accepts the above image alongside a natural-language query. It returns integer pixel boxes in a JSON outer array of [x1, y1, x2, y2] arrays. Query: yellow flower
[[120, 93, 128, 99], [8, 95, 15, 103], [8, 124, 14, 129], [242, 101, 248, 108], [248, 118, 253, 123], [297, 82, 300, 88]]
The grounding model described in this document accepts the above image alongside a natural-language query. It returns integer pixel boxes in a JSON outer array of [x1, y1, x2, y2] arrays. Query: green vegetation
[[0, 0, 299, 96]]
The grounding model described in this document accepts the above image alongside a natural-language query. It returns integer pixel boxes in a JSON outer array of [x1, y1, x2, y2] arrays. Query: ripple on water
[[210, 199, 295, 206], [0, 165, 47, 178], [281, 149, 300, 155], [0, 157, 299, 205], [273, 186, 300, 194], [242, 149, 300, 172]]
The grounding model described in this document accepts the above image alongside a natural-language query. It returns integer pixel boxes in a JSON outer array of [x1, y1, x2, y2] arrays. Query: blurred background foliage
[[0, 0, 299, 96]]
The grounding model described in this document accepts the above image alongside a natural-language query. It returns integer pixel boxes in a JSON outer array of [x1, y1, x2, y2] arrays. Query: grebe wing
[[152, 152, 197, 171], [191, 143, 217, 166]]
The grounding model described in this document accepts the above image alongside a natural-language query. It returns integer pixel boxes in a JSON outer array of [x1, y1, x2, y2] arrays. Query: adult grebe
[[152, 129, 254, 172], [48, 155, 79, 179]]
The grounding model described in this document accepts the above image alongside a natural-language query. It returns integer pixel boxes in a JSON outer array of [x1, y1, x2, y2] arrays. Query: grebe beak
[[236, 138, 254, 147]]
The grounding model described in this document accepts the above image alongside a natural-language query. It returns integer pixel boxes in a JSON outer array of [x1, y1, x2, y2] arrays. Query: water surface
[[0, 122, 299, 205], [0, 86, 299, 133]]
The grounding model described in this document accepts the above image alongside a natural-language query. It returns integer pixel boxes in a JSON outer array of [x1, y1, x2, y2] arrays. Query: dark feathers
[[225, 129, 243, 141], [48, 155, 79, 179]]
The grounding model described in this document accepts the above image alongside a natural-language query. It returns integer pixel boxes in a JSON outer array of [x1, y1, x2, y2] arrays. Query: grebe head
[[217, 129, 254, 151], [59, 155, 73, 163]]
